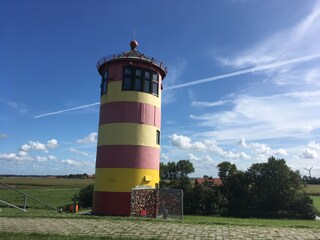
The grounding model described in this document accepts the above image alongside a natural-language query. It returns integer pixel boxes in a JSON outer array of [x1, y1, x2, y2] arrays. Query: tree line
[[75, 157, 317, 219], [302, 176, 320, 185], [160, 157, 317, 219]]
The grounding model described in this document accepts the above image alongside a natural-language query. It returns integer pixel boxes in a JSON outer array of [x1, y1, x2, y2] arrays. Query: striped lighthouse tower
[[92, 40, 167, 216]]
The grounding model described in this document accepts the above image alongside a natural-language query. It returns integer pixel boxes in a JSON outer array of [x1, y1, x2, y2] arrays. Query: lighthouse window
[[144, 80, 150, 93], [145, 71, 150, 79], [100, 70, 108, 96], [124, 68, 131, 76], [152, 82, 158, 95], [156, 130, 160, 145], [136, 69, 142, 77], [134, 78, 141, 91], [152, 74, 159, 95], [123, 77, 132, 90], [122, 66, 159, 97]]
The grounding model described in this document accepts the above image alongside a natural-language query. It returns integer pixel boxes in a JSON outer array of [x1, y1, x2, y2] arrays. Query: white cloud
[[170, 134, 207, 150], [76, 132, 97, 144], [47, 139, 58, 149], [69, 148, 89, 156], [48, 155, 57, 160], [35, 156, 48, 162], [308, 141, 320, 150], [0, 133, 7, 139], [191, 100, 228, 108], [170, 134, 251, 161], [187, 153, 201, 161], [217, 1, 320, 69], [61, 159, 81, 167], [60, 159, 94, 168], [301, 149, 318, 159], [237, 138, 247, 148], [21, 141, 47, 152], [0, 151, 32, 162], [191, 91, 320, 141], [160, 153, 169, 161], [273, 148, 288, 156], [19, 139, 59, 153], [239, 152, 251, 160], [237, 138, 287, 157]]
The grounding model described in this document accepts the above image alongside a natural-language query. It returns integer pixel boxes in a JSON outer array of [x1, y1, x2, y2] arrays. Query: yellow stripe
[[94, 168, 159, 192], [101, 81, 161, 108], [98, 123, 160, 148]]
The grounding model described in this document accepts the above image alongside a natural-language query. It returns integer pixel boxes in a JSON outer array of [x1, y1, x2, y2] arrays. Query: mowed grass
[[0, 188, 78, 209], [183, 215, 320, 228], [311, 196, 320, 212], [0, 177, 93, 212]]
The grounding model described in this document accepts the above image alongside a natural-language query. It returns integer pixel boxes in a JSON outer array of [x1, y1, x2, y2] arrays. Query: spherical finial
[[130, 40, 138, 50]]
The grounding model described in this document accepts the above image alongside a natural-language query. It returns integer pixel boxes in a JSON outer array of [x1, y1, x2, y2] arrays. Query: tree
[[185, 184, 220, 215], [247, 157, 303, 212], [160, 160, 194, 183], [217, 157, 316, 219], [177, 160, 195, 178], [217, 161, 237, 182], [217, 162, 250, 211]]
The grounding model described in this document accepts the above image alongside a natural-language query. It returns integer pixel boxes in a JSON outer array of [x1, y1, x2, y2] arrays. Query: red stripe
[[96, 145, 160, 169], [99, 102, 161, 128], [92, 191, 131, 216]]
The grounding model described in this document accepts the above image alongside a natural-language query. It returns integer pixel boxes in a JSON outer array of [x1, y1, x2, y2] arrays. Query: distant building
[[194, 177, 222, 187]]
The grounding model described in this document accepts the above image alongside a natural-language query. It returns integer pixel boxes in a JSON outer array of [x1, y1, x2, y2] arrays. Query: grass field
[[1, 177, 320, 230], [305, 184, 320, 194], [0, 177, 94, 188], [312, 196, 320, 211], [0, 177, 93, 211]]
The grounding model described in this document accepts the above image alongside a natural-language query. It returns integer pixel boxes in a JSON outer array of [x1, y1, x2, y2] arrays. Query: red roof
[[194, 178, 222, 187]]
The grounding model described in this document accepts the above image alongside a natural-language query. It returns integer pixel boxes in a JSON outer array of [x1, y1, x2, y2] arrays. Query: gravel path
[[1, 217, 320, 239]]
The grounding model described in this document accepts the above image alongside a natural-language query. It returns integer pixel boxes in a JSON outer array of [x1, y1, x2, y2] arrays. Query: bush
[[77, 184, 94, 208]]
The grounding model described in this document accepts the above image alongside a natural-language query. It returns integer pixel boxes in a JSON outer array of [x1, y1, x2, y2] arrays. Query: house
[[194, 177, 222, 187]]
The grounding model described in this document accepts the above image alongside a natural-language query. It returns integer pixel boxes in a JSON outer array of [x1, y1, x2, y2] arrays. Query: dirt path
[[1, 217, 320, 239]]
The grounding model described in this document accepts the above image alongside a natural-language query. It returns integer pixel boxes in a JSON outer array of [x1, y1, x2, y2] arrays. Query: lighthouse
[[92, 40, 167, 216]]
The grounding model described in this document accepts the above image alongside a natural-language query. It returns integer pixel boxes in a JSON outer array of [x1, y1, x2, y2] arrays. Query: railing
[[96, 52, 168, 74], [0, 182, 63, 213]]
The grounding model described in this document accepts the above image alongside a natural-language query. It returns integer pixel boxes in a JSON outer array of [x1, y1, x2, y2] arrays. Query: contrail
[[34, 102, 100, 118], [34, 53, 320, 118], [166, 53, 320, 90]]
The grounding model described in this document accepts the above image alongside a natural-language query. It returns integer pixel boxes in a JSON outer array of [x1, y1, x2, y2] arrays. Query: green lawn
[[183, 215, 320, 228], [0, 188, 78, 209], [0, 177, 93, 211], [311, 196, 320, 211]]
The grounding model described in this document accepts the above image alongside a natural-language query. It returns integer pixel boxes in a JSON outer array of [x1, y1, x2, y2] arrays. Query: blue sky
[[1, 0, 320, 177]]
